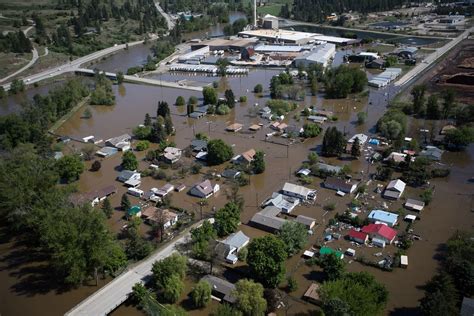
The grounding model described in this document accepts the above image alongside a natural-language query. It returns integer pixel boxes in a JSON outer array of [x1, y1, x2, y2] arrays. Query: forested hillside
[[291, 0, 444, 22]]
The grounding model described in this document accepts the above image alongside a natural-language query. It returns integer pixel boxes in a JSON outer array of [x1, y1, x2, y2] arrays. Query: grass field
[[243, 0, 293, 17], [0, 52, 32, 78]]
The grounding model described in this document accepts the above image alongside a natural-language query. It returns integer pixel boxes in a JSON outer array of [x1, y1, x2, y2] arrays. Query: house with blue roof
[[368, 210, 399, 227]]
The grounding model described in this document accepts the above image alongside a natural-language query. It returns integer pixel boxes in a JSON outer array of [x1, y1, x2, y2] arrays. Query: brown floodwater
[[2, 37, 474, 316]]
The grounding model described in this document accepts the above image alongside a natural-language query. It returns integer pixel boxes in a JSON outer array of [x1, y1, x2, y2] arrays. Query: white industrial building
[[293, 43, 336, 68]]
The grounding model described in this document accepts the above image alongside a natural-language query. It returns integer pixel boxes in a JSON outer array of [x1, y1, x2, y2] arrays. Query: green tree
[[45, 205, 127, 285], [9, 79, 25, 94], [308, 152, 319, 165], [55, 155, 84, 183], [233, 279, 267, 316], [225, 89, 236, 108], [215, 202, 240, 237], [287, 276, 298, 292], [402, 156, 431, 186], [151, 253, 188, 302], [162, 274, 184, 303], [411, 84, 426, 114], [121, 193, 131, 210], [322, 298, 351, 316], [253, 84, 263, 94], [320, 272, 388, 316], [426, 95, 440, 119], [247, 235, 287, 288], [420, 273, 459, 316], [379, 120, 403, 140], [125, 219, 153, 260], [144, 113, 152, 126], [302, 123, 321, 138], [176, 96, 185, 106], [319, 252, 346, 281], [442, 89, 455, 119], [91, 160, 101, 172], [351, 137, 361, 158], [322, 127, 346, 157], [420, 189, 433, 205], [152, 253, 187, 289], [122, 150, 138, 170], [101, 198, 113, 218], [117, 71, 124, 84], [444, 126, 474, 149], [203, 86, 218, 105], [207, 139, 233, 165], [213, 304, 243, 316], [188, 96, 198, 106], [157, 101, 170, 118], [136, 140, 150, 151], [217, 58, 230, 76], [191, 280, 212, 308], [133, 125, 152, 140], [251, 151, 265, 174], [277, 221, 308, 257], [357, 111, 367, 125]]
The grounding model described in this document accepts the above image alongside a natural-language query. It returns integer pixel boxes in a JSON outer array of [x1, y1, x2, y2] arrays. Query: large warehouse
[[293, 43, 336, 68]]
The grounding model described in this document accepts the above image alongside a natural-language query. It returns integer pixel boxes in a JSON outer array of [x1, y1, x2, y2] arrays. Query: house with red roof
[[361, 223, 397, 244], [348, 229, 368, 244]]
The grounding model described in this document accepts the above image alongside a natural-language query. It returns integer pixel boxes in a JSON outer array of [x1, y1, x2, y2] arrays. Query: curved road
[[0, 47, 38, 83], [0, 21, 38, 82], [155, 2, 175, 31]]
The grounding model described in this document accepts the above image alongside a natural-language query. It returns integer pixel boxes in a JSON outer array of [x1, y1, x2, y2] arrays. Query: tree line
[[292, 0, 426, 23], [0, 30, 32, 54]]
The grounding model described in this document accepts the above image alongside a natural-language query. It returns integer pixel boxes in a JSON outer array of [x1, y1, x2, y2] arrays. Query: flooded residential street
[[1, 19, 473, 316]]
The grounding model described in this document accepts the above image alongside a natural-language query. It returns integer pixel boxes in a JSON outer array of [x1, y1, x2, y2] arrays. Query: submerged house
[[201, 275, 236, 304], [117, 170, 141, 187], [324, 177, 358, 194], [368, 210, 399, 227], [383, 179, 406, 200], [216, 231, 250, 264], [189, 179, 220, 199], [232, 149, 256, 165], [361, 223, 397, 245], [281, 182, 316, 201], [249, 206, 287, 233], [141, 207, 178, 228], [105, 134, 132, 151], [162, 147, 182, 164], [262, 192, 300, 213]]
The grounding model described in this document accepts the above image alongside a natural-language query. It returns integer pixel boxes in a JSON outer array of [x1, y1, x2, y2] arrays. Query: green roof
[[319, 246, 343, 259], [128, 205, 141, 216]]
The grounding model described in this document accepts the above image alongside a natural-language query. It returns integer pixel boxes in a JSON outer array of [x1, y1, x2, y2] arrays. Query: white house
[[189, 180, 220, 199], [281, 182, 316, 201], [216, 231, 250, 264], [117, 170, 141, 187], [383, 179, 406, 199]]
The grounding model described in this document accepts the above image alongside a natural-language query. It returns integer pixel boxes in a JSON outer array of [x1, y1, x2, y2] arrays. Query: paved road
[[394, 27, 473, 87], [65, 220, 206, 316], [155, 2, 175, 31], [0, 21, 38, 82], [1, 38, 153, 91], [0, 47, 38, 83], [281, 18, 448, 40]]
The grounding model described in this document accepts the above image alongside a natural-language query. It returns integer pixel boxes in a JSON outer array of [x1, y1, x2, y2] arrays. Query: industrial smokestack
[[254, 0, 257, 27]]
